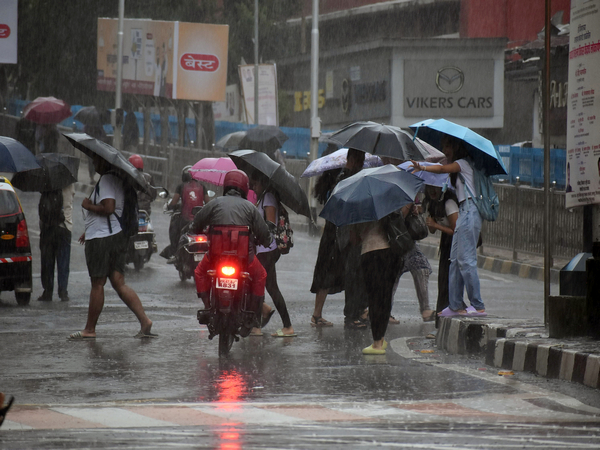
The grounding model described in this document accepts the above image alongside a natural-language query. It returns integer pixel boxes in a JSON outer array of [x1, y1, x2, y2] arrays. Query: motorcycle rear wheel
[[133, 254, 145, 271], [218, 332, 234, 356]]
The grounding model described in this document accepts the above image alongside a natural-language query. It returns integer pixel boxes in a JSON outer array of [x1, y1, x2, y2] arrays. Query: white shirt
[[437, 198, 459, 228], [256, 192, 278, 254], [84, 174, 124, 240], [455, 159, 476, 203], [61, 184, 75, 232]]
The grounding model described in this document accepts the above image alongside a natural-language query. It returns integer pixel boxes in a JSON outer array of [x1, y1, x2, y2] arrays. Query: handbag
[[405, 213, 428, 241], [384, 212, 415, 256]]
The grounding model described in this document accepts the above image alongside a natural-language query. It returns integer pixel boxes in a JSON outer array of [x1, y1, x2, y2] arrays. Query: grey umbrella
[[11, 153, 79, 192], [63, 133, 151, 194], [329, 121, 428, 161], [228, 149, 311, 217]]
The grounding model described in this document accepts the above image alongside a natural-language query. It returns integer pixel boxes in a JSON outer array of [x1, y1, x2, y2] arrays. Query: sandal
[[344, 319, 367, 330], [389, 315, 400, 325], [422, 310, 436, 322], [311, 315, 333, 327]]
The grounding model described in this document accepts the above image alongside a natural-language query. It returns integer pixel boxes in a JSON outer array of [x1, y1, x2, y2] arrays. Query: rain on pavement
[[1, 190, 600, 448]]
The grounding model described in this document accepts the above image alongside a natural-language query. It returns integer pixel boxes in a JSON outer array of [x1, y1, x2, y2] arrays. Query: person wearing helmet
[[161, 165, 210, 262], [190, 169, 273, 335], [128, 154, 157, 215]]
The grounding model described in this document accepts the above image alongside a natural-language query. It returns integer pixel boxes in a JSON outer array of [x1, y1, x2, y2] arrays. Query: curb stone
[[436, 316, 600, 389]]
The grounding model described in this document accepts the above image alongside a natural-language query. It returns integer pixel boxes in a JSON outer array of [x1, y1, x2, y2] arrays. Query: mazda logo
[[435, 66, 464, 94]]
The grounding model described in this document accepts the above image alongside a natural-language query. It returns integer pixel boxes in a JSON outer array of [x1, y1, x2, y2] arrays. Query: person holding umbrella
[[68, 153, 156, 340], [410, 135, 486, 316]]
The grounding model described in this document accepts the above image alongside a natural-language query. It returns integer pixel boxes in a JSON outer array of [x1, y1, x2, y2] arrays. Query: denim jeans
[[448, 199, 484, 311]]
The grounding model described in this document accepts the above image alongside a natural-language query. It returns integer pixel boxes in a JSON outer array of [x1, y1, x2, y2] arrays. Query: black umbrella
[[11, 153, 79, 192], [238, 125, 289, 155], [214, 131, 246, 152], [63, 133, 151, 194], [329, 121, 427, 161], [0, 137, 40, 172], [228, 149, 311, 217], [73, 106, 109, 126]]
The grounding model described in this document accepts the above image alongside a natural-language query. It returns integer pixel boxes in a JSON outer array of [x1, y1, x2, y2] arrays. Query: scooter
[[174, 214, 209, 281], [126, 210, 157, 271], [196, 225, 257, 357]]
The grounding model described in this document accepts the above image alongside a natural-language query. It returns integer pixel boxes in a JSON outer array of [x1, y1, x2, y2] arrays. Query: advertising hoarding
[[97, 18, 228, 102], [239, 64, 278, 125], [0, 0, 18, 64], [566, 0, 600, 208]]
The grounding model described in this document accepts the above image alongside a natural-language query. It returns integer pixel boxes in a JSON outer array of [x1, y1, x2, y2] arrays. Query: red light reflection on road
[[216, 370, 247, 409], [216, 424, 242, 450]]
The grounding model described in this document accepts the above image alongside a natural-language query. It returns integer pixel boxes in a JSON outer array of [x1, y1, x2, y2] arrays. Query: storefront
[[278, 37, 506, 133]]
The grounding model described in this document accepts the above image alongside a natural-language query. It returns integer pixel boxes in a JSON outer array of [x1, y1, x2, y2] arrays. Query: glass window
[[0, 190, 21, 216]]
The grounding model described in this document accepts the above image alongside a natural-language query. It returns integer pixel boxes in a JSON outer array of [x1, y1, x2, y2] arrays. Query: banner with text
[[566, 0, 600, 208], [238, 64, 278, 125], [0, 0, 18, 64], [97, 19, 228, 101]]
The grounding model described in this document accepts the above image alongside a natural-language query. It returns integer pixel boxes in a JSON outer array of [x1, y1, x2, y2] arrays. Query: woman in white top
[[410, 135, 486, 317], [250, 172, 295, 337]]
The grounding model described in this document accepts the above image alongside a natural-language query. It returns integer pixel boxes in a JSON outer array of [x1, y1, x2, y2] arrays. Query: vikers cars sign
[[404, 60, 494, 118]]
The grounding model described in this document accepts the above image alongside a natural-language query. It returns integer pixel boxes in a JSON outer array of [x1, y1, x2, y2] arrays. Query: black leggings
[[257, 250, 292, 328], [361, 249, 404, 341]]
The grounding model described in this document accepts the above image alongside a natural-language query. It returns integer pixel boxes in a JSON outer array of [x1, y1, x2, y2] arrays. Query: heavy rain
[[1, 1, 600, 449]]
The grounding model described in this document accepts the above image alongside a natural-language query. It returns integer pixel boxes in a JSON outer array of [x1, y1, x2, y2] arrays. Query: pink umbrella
[[23, 97, 72, 124], [190, 157, 237, 186]]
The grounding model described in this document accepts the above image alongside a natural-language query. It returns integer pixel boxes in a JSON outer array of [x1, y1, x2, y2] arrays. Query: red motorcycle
[[196, 225, 257, 356]]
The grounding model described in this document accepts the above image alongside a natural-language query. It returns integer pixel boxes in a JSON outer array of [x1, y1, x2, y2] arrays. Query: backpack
[[274, 203, 294, 254], [39, 190, 64, 227], [181, 180, 204, 221], [459, 159, 499, 222], [95, 173, 139, 238]]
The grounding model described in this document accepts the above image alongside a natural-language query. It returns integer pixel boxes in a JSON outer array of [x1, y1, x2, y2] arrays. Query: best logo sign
[[180, 53, 219, 72]]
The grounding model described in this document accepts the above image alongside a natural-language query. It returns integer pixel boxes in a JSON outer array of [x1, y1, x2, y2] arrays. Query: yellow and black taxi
[[0, 176, 32, 305]]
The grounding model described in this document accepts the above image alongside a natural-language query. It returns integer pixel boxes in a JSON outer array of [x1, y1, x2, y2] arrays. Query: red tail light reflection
[[220, 265, 236, 277], [16, 219, 29, 248], [216, 370, 247, 409]]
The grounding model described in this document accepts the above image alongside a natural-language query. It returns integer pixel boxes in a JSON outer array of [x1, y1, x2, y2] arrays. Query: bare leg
[[109, 271, 153, 334], [312, 289, 328, 318], [81, 276, 108, 337]]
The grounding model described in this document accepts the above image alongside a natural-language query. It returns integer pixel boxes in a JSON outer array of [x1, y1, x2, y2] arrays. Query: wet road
[[1, 190, 600, 448]]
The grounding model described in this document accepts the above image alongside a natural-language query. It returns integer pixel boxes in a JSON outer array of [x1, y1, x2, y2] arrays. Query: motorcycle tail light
[[220, 265, 236, 276], [138, 225, 148, 232], [16, 219, 29, 248], [195, 235, 207, 243]]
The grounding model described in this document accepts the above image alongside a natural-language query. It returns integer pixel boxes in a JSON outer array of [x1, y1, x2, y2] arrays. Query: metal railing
[[482, 182, 582, 261]]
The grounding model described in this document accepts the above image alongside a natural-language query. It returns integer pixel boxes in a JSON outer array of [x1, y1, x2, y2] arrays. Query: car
[[0, 176, 32, 305]]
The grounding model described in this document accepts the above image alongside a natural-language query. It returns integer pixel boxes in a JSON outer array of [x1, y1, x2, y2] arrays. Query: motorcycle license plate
[[217, 278, 238, 290], [194, 253, 203, 261], [134, 241, 149, 250]]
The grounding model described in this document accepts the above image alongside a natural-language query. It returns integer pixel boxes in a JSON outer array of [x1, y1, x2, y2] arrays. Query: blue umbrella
[[409, 118, 507, 176], [0, 137, 40, 172], [319, 165, 424, 227]]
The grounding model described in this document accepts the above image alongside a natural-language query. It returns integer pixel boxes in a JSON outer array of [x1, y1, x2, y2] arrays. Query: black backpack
[[39, 190, 65, 227], [94, 174, 139, 239]]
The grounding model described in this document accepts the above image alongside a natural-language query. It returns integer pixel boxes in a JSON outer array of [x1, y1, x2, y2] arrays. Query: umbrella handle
[[412, 126, 419, 142]]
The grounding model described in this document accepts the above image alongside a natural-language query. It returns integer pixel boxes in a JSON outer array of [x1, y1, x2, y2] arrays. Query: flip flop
[[462, 306, 488, 317], [362, 344, 385, 355], [134, 331, 159, 339], [422, 310, 436, 322], [67, 331, 96, 341], [437, 307, 462, 317], [271, 329, 297, 337], [311, 315, 333, 327]]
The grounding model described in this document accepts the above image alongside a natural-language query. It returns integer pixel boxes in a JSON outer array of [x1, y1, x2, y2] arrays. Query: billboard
[[565, 0, 600, 208], [0, 0, 18, 64], [97, 18, 228, 101], [239, 64, 278, 125]]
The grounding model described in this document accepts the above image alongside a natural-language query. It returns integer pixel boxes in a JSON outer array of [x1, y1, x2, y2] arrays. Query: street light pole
[[308, 0, 320, 233], [114, 0, 124, 150], [543, 0, 552, 323], [254, 0, 259, 125]]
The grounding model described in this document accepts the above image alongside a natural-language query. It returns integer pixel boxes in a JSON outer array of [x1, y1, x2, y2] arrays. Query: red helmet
[[129, 154, 143, 170], [223, 169, 249, 198]]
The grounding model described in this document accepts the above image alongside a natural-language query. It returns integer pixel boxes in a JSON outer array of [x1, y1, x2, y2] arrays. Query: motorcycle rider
[[190, 169, 272, 335], [161, 165, 209, 262], [128, 154, 157, 216]]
